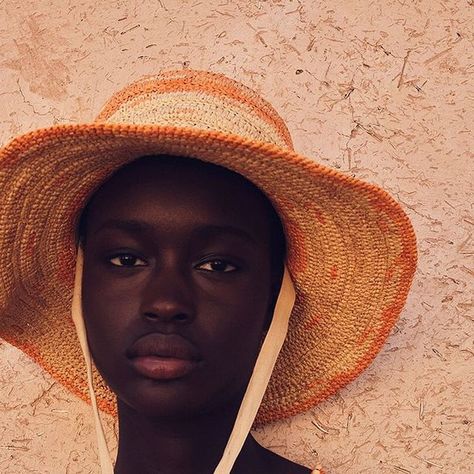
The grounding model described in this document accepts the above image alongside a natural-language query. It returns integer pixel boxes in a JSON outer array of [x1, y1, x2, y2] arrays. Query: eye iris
[[119, 255, 137, 266], [210, 260, 228, 272]]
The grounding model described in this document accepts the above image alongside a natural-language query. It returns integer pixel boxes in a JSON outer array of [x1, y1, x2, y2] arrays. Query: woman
[[79, 154, 306, 473], [0, 69, 417, 473]]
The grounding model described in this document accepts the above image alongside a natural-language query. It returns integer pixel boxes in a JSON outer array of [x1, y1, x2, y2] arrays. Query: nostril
[[173, 313, 189, 323], [143, 312, 190, 323], [144, 312, 158, 320]]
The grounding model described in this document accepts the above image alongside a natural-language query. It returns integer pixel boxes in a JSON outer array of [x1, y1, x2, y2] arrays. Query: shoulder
[[261, 448, 315, 474]]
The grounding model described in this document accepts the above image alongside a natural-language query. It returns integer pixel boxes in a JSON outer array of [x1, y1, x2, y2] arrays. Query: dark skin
[[80, 156, 311, 474]]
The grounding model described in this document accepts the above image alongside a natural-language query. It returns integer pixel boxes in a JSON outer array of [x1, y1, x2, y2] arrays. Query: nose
[[140, 265, 196, 326]]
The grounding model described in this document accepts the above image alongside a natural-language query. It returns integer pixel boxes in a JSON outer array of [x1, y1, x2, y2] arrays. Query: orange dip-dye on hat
[[0, 69, 417, 431]]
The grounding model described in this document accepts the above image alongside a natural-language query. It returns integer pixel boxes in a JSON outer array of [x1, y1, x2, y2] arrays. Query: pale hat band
[[96, 71, 294, 150]]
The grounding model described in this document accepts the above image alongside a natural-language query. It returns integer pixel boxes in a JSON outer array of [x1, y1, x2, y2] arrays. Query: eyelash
[[108, 254, 147, 267], [196, 259, 238, 273], [106, 253, 239, 273]]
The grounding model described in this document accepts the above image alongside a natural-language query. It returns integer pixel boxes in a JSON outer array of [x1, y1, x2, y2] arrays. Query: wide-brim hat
[[0, 69, 416, 426]]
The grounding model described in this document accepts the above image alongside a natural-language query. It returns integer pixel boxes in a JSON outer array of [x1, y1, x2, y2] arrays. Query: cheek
[[199, 276, 271, 376], [81, 264, 143, 363]]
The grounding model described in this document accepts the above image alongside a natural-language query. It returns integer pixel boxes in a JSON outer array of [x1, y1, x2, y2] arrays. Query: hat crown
[[95, 69, 294, 150]]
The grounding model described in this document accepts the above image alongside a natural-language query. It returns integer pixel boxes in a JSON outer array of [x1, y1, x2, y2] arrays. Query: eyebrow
[[92, 219, 257, 244], [94, 219, 153, 236]]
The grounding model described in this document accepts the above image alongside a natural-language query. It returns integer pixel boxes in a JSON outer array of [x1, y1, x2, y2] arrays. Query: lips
[[127, 333, 201, 380]]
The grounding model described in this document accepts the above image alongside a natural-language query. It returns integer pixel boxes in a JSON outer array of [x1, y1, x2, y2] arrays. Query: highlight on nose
[[138, 261, 196, 324], [141, 277, 195, 324]]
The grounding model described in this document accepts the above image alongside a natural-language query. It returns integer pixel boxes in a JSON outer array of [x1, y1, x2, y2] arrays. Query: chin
[[115, 377, 245, 421]]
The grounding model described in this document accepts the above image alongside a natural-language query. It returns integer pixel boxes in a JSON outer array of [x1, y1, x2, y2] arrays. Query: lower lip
[[130, 356, 198, 380]]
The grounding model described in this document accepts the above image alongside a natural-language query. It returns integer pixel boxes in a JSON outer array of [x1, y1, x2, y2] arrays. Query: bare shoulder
[[261, 447, 313, 474]]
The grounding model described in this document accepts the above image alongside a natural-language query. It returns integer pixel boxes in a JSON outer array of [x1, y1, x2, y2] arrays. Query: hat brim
[[0, 122, 417, 425]]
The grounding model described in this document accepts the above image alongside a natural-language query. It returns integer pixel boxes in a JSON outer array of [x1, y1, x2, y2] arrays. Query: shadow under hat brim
[[0, 122, 417, 425]]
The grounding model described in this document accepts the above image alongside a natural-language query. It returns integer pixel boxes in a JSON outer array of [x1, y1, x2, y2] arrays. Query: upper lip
[[127, 333, 201, 361]]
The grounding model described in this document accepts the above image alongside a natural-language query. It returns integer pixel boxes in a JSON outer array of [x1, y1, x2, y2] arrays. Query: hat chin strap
[[72, 245, 296, 474], [214, 266, 295, 473], [71, 245, 115, 474]]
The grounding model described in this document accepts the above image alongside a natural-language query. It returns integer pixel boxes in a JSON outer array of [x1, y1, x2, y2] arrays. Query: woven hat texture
[[0, 69, 417, 425]]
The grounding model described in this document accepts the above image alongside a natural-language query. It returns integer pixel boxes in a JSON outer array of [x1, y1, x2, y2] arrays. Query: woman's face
[[81, 157, 283, 418]]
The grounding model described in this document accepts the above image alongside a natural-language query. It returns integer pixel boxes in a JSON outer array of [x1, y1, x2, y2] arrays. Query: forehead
[[83, 156, 274, 239]]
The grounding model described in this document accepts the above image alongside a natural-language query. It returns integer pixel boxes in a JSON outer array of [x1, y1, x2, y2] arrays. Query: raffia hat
[[0, 69, 416, 428]]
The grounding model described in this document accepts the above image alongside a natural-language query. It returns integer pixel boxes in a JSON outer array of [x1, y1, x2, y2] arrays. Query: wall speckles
[[0, 0, 473, 473]]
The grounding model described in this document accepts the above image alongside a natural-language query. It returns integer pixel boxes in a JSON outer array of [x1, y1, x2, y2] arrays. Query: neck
[[113, 399, 267, 474]]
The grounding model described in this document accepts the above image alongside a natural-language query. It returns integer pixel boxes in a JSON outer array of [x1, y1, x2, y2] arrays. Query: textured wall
[[0, 0, 473, 473]]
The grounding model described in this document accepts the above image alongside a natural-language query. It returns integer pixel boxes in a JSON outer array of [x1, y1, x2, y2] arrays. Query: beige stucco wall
[[0, 0, 473, 472]]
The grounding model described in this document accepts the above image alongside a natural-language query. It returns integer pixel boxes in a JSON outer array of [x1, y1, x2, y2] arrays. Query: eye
[[108, 254, 147, 267], [196, 259, 238, 273]]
